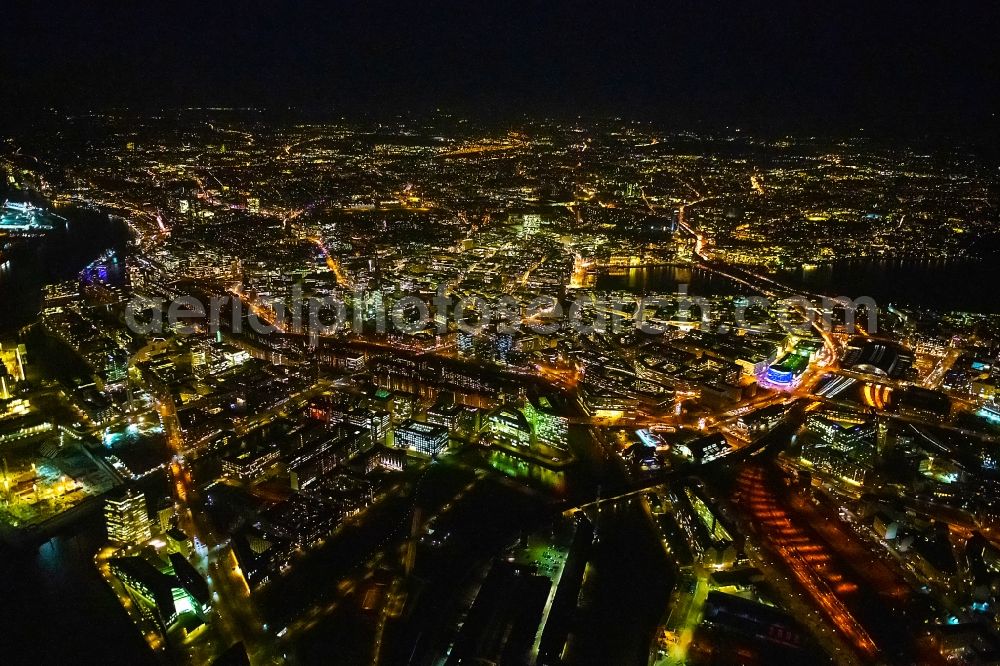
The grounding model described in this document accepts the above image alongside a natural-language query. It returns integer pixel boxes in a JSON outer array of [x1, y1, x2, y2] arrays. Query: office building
[[394, 420, 449, 456], [105, 490, 152, 547], [222, 447, 281, 482], [801, 411, 876, 485]]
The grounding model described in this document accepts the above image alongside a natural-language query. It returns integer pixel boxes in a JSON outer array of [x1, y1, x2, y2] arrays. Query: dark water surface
[[780, 257, 1000, 313], [0, 204, 129, 332], [0, 510, 159, 665], [597, 258, 1000, 313]]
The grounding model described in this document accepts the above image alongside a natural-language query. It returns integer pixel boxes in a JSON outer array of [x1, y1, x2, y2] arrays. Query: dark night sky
[[3, 1, 998, 134]]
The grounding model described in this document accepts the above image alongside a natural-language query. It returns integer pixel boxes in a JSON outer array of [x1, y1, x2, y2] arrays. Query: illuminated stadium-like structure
[[760, 351, 810, 388]]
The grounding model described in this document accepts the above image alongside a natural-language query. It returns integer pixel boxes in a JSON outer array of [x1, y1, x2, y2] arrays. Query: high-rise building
[[369, 410, 391, 445], [492, 332, 513, 364], [105, 490, 152, 546], [104, 350, 128, 384], [876, 416, 891, 453], [457, 331, 475, 357]]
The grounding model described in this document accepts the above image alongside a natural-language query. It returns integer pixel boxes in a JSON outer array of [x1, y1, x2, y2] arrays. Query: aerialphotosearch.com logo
[[124, 284, 878, 343]]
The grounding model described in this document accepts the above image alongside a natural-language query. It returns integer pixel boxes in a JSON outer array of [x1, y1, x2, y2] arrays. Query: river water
[[0, 204, 129, 333], [597, 258, 1000, 313], [1, 202, 151, 663], [596, 265, 742, 295], [0, 510, 160, 665], [780, 257, 1000, 313]]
